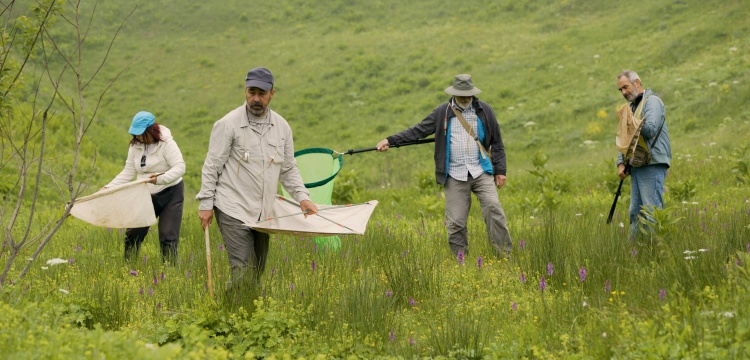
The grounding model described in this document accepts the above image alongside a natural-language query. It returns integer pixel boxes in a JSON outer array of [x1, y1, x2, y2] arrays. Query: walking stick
[[606, 165, 630, 224], [204, 226, 215, 300]]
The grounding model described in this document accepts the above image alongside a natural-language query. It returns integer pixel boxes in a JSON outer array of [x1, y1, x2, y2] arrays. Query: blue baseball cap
[[129, 111, 155, 135], [245, 67, 274, 91]]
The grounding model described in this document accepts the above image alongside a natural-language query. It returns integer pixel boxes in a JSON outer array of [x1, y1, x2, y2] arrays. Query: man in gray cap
[[376, 74, 512, 258], [196, 67, 317, 289]]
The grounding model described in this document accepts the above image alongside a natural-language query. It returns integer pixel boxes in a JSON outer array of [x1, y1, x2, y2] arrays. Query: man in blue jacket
[[376, 74, 512, 258], [616, 70, 671, 239]]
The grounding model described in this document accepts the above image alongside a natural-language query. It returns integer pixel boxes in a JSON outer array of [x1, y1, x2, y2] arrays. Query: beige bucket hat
[[445, 74, 482, 96]]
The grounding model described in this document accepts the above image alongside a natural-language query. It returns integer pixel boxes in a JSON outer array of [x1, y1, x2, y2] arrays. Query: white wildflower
[[575, 213, 583, 216], [618, 222, 624, 228], [41, 266, 49, 270], [683, 250, 695, 254], [46, 258, 68, 266], [722, 312, 735, 318], [58, 289, 69, 294], [729, 47, 737, 52], [685, 256, 697, 260], [698, 249, 709, 252]]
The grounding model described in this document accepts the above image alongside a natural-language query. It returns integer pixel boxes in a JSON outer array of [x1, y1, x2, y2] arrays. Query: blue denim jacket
[[617, 89, 671, 167]]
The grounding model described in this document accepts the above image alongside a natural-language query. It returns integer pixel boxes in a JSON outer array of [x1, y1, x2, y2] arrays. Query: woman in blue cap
[[104, 111, 186, 263]]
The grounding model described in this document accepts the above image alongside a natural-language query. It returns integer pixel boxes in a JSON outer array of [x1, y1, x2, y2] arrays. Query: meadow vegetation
[[1, 0, 750, 358]]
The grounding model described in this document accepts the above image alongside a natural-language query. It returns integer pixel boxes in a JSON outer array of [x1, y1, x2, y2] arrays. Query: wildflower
[[605, 279, 611, 294], [311, 260, 317, 271], [148, 288, 154, 296], [139, 287, 144, 295], [290, 283, 295, 291], [219, 244, 224, 251], [160, 272, 165, 280], [153, 277, 158, 285], [477, 256, 483, 269], [397, 214, 402, 220], [156, 302, 162, 310], [579, 267, 587, 282], [520, 272, 527, 283], [409, 298, 416, 306], [409, 337, 415, 346], [284, 256, 289, 262], [618, 222, 624, 228], [389, 331, 395, 342], [457, 250, 464, 265], [582, 300, 588, 307], [385, 289, 393, 297], [129, 270, 138, 276], [59, 289, 69, 294], [75, 245, 81, 252], [685, 256, 697, 260], [46, 258, 67, 266], [511, 302, 518, 311], [185, 271, 191, 278], [683, 250, 695, 254], [143, 255, 148, 264], [540, 276, 547, 291], [547, 262, 554, 276], [519, 239, 526, 250], [659, 289, 666, 302], [630, 248, 638, 257], [69, 258, 74, 265]]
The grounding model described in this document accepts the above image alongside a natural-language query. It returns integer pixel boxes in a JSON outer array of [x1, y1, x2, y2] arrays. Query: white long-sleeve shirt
[[106, 125, 186, 194]]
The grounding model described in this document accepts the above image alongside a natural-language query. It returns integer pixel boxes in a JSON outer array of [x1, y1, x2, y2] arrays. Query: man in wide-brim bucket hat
[[375, 73, 512, 259]]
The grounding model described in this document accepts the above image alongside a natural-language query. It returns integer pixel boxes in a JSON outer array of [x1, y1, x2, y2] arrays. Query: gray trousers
[[444, 173, 512, 256], [214, 207, 269, 286]]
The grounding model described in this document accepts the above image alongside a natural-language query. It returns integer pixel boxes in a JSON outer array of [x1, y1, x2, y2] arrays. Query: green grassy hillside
[[27, 0, 747, 196], [4, 1, 750, 357]]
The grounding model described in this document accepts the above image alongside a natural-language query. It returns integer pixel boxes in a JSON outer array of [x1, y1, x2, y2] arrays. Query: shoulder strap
[[450, 105, 492, 161], [637, 95, 664, 149]]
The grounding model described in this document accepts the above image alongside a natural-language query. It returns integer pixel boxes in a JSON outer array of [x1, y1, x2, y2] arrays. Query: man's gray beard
[[248, 106, 266, 117]]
